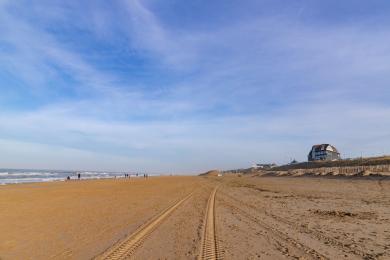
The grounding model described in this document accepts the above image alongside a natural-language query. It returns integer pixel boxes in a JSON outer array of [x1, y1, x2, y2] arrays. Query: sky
[[0, 0, 390, 173]]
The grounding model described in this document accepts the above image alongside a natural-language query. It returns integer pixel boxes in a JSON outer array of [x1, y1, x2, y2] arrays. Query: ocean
[[0, 169, 148, 185]]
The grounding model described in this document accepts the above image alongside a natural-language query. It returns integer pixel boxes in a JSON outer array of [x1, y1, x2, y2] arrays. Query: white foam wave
[[0, 171, 71, 177], [0, 170, 156, 185], [0, 177, 65, 184]]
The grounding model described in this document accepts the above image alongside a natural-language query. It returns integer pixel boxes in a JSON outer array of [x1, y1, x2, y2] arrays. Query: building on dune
[[308, 144, 341, 161], [252, 163, 277, 169]]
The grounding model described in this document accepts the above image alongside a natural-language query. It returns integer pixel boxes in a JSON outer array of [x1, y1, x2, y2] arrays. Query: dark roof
[[311, 144, 339, 154]]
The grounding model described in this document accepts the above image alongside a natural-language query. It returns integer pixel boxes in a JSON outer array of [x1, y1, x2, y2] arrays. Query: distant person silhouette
[[78, 173, 81, 180]]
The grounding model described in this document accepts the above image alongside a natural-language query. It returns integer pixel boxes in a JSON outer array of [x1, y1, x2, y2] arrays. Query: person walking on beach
[[78, 173, 81, 180]]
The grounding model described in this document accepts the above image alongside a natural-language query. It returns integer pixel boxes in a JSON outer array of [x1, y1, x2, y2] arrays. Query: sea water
[[0, 169, 148, 185]]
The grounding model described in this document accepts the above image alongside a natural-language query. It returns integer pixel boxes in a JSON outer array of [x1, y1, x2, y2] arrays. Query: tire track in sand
[[198, 186, 223, 260], [95, 191, 195, 260], [218, 193, 328, 260], [222, 190, 367, 258]]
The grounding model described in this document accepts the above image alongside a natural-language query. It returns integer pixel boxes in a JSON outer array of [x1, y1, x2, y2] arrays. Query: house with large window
[[308, 144, 340, 161]]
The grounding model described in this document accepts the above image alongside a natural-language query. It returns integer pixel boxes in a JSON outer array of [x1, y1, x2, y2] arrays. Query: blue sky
[[0, 0, 390, 173]]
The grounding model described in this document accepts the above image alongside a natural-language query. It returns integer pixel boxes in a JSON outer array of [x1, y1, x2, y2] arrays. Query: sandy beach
[[217, 175, 390, 259], [0, 177, 203, 259], [1, 175, 389, 259]]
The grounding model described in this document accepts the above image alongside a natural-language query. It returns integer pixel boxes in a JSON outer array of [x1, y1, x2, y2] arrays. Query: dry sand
[[1, 175, 389, 259], [0, 177, 202, 259], [217, 175, 390, 259]]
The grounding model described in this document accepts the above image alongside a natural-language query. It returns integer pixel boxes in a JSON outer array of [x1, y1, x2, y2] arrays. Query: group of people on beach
[[66, 173, 81, 181], [124, 173, 149, 178], [65, 172, 149, 181]]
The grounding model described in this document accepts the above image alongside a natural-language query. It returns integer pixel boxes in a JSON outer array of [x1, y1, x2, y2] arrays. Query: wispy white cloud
[[121, 0, 204, 68]]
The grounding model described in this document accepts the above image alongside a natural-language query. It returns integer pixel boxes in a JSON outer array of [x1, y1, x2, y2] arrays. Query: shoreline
[[0, 174, 162, 186]]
